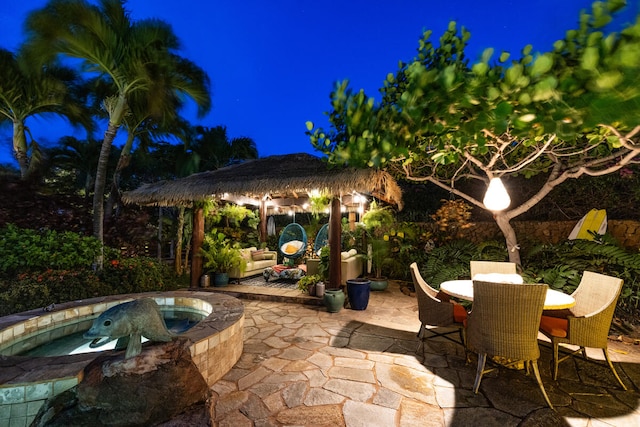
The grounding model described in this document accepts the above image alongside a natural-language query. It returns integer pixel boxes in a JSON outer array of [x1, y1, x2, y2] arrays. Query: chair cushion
[[453, 303, 468, 323], [281, 240, 303, 255], [539, 315, 568, 338]]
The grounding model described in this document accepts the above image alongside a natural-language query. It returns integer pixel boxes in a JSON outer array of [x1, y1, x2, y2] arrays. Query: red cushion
[[453, 303, 468, 323], [540, 315, 568, 338]]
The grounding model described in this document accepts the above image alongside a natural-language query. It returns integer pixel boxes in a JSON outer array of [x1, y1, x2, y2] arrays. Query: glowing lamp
[[483, 177, 511, 211]]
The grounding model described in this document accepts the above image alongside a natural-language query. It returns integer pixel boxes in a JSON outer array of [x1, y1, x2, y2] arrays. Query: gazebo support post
[[348, 211, 356, 231], [259, 199, 267, 243], [191, 206, 205, 288], [328, 197, 342, 289]]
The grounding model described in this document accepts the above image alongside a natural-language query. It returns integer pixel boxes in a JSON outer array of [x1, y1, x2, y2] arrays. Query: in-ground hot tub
[[0, 291, 244, 427]]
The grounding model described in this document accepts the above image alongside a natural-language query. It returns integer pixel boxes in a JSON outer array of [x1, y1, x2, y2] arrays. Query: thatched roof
[[122, 153, 403, 209]]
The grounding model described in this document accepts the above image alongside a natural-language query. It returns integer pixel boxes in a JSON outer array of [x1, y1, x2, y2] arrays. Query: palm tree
[[0, 47, 91, 179], [191, 125, 258, 171], [47, 136, 117, 202], [24, 0, 211, 263]]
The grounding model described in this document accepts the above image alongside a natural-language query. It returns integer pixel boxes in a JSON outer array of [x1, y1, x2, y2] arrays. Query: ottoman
[[263, 264, 307, 282]]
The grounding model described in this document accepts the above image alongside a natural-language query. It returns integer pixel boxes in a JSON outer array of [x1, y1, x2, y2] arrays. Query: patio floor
[[180, 279, 640, 426]]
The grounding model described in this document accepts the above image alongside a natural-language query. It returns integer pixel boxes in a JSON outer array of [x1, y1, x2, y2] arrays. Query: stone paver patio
[[196, 281, 640, 426]]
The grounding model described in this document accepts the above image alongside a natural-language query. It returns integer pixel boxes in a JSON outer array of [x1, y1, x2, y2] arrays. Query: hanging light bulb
[[483, 177, 511, 211]]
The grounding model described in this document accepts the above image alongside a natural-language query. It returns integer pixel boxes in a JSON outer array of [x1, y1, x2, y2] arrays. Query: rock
[[31, 337, 210, 427]]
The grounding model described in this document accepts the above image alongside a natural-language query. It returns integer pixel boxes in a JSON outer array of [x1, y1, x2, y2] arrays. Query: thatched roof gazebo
[[122, 153, 403, 288]]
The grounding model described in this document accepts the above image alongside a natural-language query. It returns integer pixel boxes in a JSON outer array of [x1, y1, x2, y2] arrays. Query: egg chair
[[278, 223, 308, 259], [313, 223, 329, 256]]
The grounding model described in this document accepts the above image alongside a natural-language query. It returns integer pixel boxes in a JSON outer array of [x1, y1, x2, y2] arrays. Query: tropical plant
[[200, 232, 246, 274], [308, 191, 331, 217], [46, 136, 117, 199], [308, 0, 640, 266], [297, 274, 322, 293], [361, 202, 396, 279], [0, 47, 91, 179], [318, 245, 331, 281], [190, 125, 258, 171], [24, 0, 211, 260], [521, 234, 640, 314], [419, 239, 508, 288], [0, 224, 117, 277]]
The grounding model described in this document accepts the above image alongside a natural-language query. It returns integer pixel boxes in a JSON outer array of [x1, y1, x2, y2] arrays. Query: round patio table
[[440, 279, 575, 310]]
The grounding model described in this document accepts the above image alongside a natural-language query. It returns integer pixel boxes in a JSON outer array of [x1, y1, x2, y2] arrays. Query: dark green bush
[[0, 258, 182, 316], [0, 269, 115, 316], [0, 224, 118, 277], [99, 257, 180, 294]]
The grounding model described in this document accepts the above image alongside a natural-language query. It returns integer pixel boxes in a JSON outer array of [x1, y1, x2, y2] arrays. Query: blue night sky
[[1, 0, 639, 167]]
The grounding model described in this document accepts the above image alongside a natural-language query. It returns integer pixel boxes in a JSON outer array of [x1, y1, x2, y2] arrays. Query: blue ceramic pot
[[213, 272, 230, 287], [347, 278, 371, 310]]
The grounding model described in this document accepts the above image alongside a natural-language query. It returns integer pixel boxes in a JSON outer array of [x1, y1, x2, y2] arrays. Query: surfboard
[[568, 209, 607, 240]]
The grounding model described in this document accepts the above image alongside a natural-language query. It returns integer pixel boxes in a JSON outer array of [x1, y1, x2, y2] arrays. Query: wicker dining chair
[[409, 263, 467, 351], [467, 281, 554, 409], [470, 260, 517, 278], [539, 271, 627, 390]]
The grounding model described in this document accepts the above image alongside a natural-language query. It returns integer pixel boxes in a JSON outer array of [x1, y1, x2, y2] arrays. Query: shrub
[[0, 269, 110, 316], [0, 258, 181, 316], [99, 257, 179, 294], [0, 224, 118, 277]]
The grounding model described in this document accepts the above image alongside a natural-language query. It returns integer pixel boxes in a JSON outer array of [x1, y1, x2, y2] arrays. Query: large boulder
[[32, 337, 210, 426]]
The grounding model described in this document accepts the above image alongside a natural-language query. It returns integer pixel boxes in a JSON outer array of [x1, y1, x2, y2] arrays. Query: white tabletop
[[440, 280, 575, 310]]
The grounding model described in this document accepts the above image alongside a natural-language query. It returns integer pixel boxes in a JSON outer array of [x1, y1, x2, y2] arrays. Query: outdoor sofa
[[229, 247, 278, 282]]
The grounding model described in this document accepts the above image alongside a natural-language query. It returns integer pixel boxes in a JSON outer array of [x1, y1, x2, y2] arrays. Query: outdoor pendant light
[[483, 177, 511, 211]]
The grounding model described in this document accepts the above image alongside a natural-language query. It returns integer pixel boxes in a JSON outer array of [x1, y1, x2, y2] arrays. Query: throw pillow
[[281, 240, 303, 255], [251, 249, 265, 261]]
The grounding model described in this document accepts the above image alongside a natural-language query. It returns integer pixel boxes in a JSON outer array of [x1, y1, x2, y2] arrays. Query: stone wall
[[433, 219, 640, 249]]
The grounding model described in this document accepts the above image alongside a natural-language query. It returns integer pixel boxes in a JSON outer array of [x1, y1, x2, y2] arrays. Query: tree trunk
[[93, 95, 127, 268], [259, 199, 267, 243], [190, 207, 204, 288], [175, 207, 185, 275], [328, 197, 342, 289], [105, 134, 133, 221], [493, 212, 521, 266], [13, 121, 29, 179], [158, 207, 163, 261], [92, 122, 119, 267]]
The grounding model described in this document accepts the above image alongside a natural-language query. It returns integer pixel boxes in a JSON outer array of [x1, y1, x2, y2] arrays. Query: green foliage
[[297, 274, 322, 292], [318, 246, 330, 281], [361, 202, 397, 278], [308, 192, 331, 217], [200, 231, 246, 273], [99, 257, 179, 294], [0, 257, 179, 316], [421, 239, 508, 287], [522, 235, 640, 313], [218, 204, 258, 228], [0, 224, 117, 277]]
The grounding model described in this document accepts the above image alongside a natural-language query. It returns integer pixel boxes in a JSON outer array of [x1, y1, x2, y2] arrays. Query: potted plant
[[201, 232, 246, 286], [317, 246, 345, 311], [361, 202, 396, 291], [297, 274, 323, 296]]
